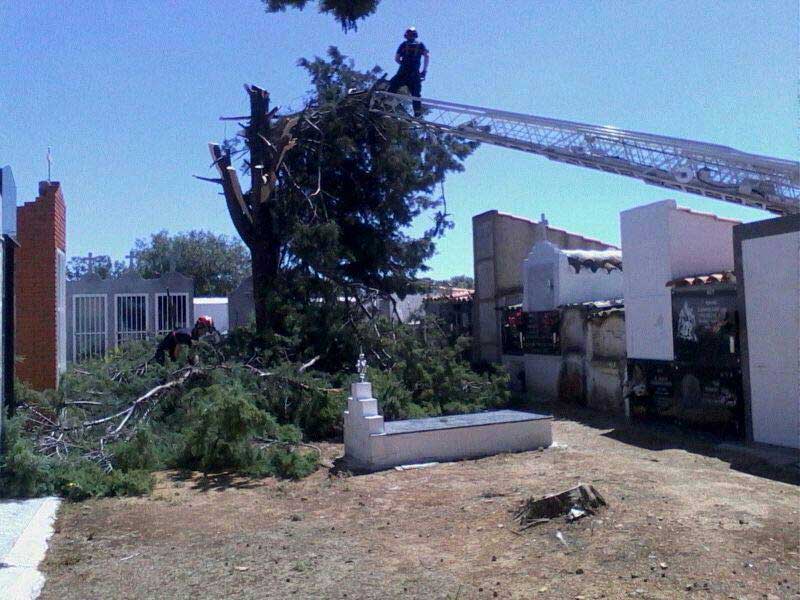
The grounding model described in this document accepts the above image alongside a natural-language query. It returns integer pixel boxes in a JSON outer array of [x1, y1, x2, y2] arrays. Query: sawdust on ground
[[40, 405, 800, 600]]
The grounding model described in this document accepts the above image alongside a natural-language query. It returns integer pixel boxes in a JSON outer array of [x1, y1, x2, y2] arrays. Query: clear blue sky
[[1, 1, 796, 278]]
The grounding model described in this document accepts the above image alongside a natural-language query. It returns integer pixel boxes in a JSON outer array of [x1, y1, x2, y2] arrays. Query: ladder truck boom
[[369, 91, 799, 215]]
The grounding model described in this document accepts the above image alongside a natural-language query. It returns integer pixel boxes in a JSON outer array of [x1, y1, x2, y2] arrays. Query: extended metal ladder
[[369, 91, 799, 215]]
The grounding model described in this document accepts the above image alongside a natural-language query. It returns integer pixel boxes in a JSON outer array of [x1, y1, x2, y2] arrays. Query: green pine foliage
[[363, 318, 511, 420], [1, 314, 509, 501], [2, 38, 514, 501], [263, 0, 380, 31], [179, 383, 274, 474]]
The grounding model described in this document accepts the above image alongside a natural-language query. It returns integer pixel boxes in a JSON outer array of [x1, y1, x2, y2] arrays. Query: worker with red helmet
[[387, 26, 429, 117], [154, 315, 216, 365]]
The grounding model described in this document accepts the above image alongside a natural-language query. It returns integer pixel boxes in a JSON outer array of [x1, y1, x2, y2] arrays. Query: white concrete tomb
[[343, 381, 553, 472]]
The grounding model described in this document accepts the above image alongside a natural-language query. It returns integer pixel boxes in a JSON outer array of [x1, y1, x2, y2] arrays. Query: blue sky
[[1, 1, 796, 278]]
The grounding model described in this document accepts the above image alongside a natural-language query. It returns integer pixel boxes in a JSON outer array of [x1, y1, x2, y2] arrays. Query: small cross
[[356, 347, 368, 382], [125, 251, 137, 270], [84, 252, 97, 274]]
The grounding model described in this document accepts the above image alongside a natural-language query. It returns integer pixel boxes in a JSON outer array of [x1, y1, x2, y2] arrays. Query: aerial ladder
[[368, 91, 799, 216]]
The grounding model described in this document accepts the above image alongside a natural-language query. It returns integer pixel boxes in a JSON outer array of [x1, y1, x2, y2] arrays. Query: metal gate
[[156, 293, 189, 334], [73, 294, 107, 361], [115, 294, 148, 345]]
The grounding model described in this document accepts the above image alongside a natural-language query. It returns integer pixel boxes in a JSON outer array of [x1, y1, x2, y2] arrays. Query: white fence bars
[[157, 293, 189, 334], [73, 294, 107, 361], [67, 270, 195, 362], [115, 294, 148, 345]]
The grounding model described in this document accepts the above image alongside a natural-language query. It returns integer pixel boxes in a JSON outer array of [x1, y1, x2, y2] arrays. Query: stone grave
[[343, 353, 552, 472]]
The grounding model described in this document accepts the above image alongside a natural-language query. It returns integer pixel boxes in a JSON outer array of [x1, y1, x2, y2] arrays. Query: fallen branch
[[245, 364, 341, 394], [253, 436, 323, 456], [297, 355, 320, 373]]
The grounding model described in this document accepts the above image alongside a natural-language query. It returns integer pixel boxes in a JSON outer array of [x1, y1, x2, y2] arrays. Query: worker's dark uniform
[[388, 40, 428, 117], [154, 327, 194, 365]]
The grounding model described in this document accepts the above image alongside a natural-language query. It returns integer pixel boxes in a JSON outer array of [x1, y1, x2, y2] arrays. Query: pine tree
[[208, 48, 477, 340], [262, 0, 380, 31]]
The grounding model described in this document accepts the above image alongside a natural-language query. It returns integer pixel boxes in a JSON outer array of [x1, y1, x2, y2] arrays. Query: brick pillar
[[15, 181, 66, 390]]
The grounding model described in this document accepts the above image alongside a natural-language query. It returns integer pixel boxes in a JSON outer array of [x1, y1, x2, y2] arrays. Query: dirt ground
[[41, 405, 800, 600]]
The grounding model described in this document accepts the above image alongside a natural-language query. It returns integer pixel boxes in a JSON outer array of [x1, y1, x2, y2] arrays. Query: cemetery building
[[473, 209, 625, 411], [622, 200, 745, 437], [66, 265, 194, 362], [376, 285, 474, 326], [511, 217, 625, 407], [15, 181, 67, 390], [0, 165, 19, 439], [423, 287, 473, 335], [472, 210, 617, 364]]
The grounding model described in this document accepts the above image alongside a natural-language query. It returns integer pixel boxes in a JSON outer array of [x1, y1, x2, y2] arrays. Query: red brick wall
[[15, 181, 66, 390]]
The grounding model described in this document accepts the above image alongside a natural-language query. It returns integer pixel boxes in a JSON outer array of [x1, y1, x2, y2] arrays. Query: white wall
[[524, 354, 561, 399], [523, 241, 622, 312], [621, 201, 675, 360], [621, 200, 737, 361], [193, 298, 229, 333], [742, 232, 800, 449], [523, 242, 558, 311], [668, 208, 736, 279]]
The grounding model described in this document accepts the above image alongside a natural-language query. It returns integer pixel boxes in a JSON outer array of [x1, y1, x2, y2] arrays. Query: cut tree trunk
[[250, 243, 279, 338]]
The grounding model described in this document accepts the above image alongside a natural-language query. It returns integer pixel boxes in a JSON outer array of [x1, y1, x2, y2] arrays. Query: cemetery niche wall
[[497, 216, 626, 411], [622, 200, 745, 438], [473, 210, 617, 364], [66, 264, 194, 362]]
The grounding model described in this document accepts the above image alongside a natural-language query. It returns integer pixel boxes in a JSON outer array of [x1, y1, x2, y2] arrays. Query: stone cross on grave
[[125, 251, 137, 270], [83, 252, 97, 274]]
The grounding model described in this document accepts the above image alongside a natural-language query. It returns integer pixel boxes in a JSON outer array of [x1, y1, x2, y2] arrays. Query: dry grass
[[41, 406, 800, 599]]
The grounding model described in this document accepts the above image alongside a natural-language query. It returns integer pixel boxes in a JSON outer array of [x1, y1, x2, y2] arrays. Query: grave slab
[[344, 382, 552, 472]]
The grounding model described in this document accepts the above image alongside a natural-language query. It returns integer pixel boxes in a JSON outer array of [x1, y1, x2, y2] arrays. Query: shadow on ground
[[168, 470, 266, 492], [523, 399, 800, 486]]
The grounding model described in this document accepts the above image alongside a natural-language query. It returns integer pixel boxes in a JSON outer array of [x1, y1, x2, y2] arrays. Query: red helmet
[[405, 27, 418, 40], [196, 315, 214, 329]]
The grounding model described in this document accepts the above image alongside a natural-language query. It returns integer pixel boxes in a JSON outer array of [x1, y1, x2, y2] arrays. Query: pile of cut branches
[[2, 338, 345, 500]]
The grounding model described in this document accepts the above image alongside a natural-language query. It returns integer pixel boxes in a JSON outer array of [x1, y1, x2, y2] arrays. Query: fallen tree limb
[[297, 355, 320, 373], [245, 364, 342, 394], [253, 436, 323, 456]]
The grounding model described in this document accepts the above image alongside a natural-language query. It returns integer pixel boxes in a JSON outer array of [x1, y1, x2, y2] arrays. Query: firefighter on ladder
[[154, 315, 217, 366], [388, 27, 429, 117]]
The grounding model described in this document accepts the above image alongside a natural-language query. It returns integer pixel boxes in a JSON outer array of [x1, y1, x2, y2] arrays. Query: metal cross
[[356, 348, 368, 383]]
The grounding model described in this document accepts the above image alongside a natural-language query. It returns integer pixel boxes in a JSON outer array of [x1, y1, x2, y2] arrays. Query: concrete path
[[0, 497, 61, 600]]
